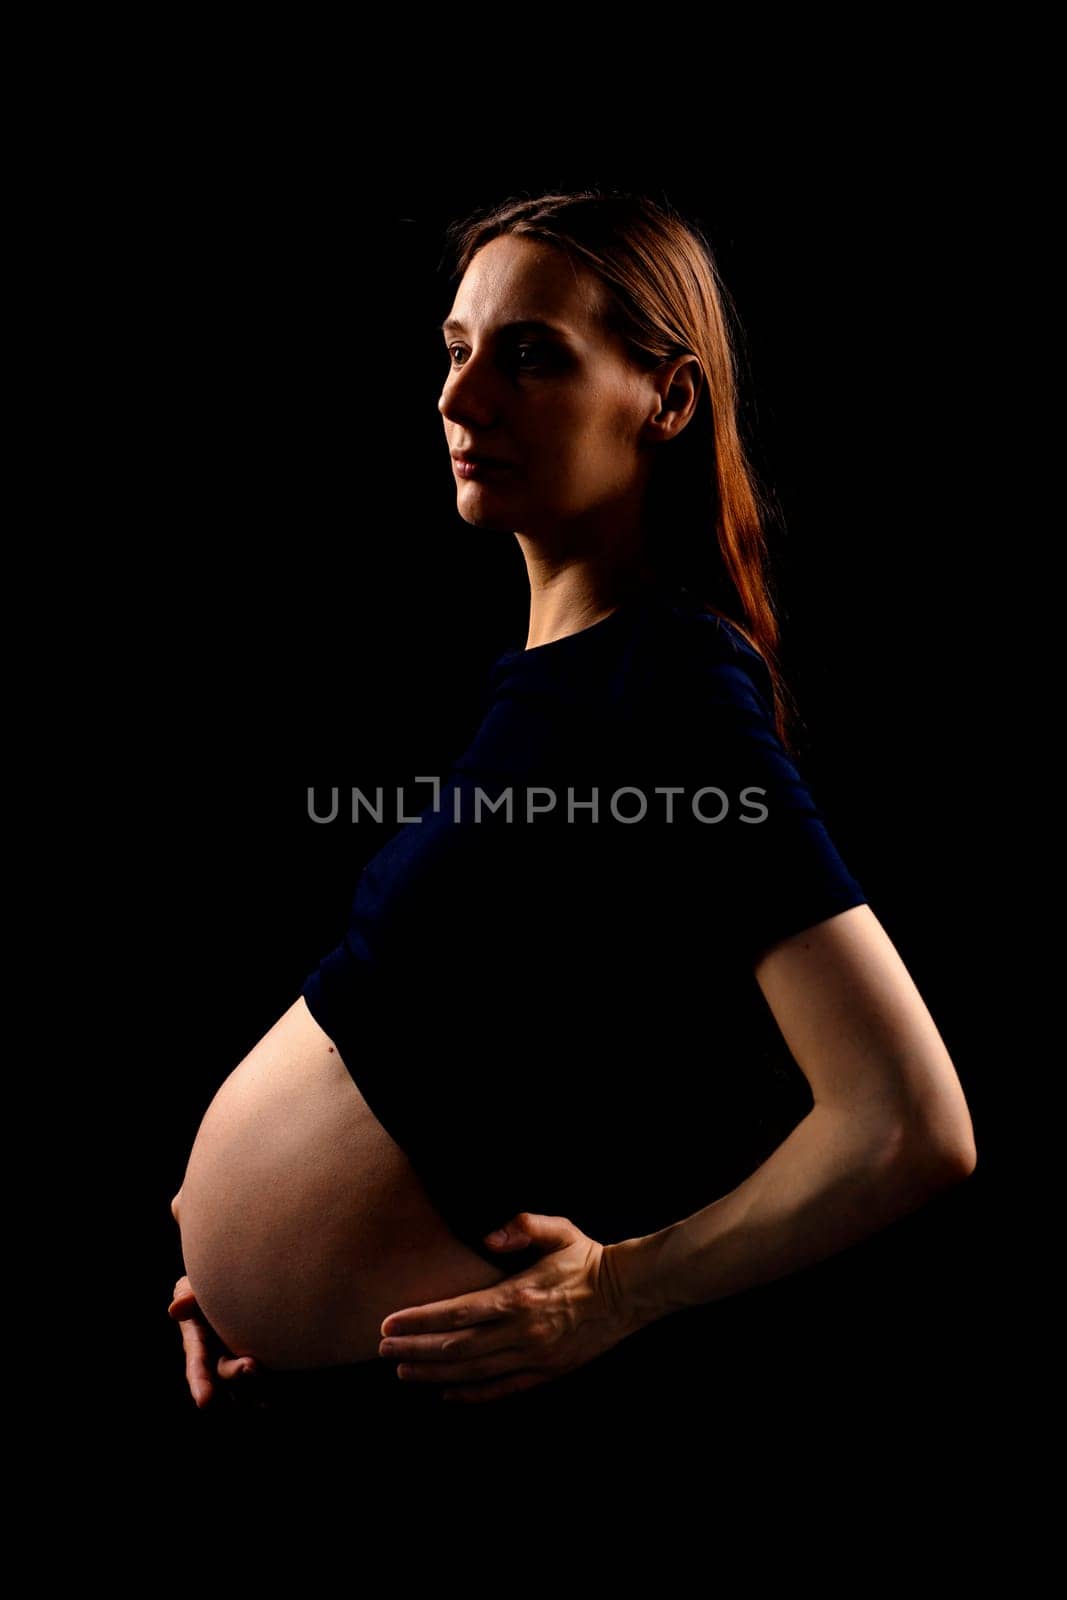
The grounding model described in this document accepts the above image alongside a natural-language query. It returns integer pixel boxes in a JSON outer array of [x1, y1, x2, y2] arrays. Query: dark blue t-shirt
[[300, 583, 867, 1263]]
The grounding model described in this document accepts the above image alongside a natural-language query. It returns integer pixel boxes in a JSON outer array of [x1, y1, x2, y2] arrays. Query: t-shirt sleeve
[[652, 617, 869, 964]]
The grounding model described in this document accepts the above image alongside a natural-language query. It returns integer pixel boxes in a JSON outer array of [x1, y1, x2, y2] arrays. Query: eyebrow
[[440, 317, 572, 339]]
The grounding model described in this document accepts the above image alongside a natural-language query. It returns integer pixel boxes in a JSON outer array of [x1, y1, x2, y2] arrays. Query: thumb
[[483, 1212, 578, 1252]]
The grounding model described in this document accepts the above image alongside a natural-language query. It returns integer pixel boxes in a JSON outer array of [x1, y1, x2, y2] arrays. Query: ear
[[643, 354, 703, 444]]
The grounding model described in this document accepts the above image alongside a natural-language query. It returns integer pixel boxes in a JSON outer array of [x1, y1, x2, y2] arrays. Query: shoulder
[[635, 590, 777, 722]]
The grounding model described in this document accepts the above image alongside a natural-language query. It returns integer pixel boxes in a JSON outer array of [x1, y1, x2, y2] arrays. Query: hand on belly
[[175, 998, 509, 1371]]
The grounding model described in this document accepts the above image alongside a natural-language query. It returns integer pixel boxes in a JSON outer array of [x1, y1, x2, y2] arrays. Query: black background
[[99, 118, 1017, 1482]]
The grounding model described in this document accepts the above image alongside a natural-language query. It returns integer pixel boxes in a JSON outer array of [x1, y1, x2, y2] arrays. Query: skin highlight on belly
[[175, 996, 509, 1371]]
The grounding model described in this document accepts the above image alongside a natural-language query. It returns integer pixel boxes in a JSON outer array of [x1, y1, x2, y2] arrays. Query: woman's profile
[[168, 188, 977, 1415]]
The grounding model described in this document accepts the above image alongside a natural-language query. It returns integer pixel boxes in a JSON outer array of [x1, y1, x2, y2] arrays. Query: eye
[[445, 342, 554, 370], [513, 342, 557, 369]]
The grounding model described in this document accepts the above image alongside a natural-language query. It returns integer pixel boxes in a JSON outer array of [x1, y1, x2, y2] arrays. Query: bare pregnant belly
[[176, 996, 509, 1371]]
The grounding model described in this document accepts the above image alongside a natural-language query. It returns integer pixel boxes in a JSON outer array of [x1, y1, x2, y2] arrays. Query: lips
[[453, 455, 515, 479]]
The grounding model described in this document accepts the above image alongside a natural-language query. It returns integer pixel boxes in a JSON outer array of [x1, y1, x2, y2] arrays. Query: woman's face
[[438, 234, 661, 540]]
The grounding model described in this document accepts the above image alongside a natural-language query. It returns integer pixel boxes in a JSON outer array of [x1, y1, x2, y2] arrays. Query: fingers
[[441, 1370, 547, 1405], [217, 1355, 259, 1380], [168, 1274, 198, 1319], [168, 1275, 259, 1405], [396, 1345, 526, 1385], [379, 1327, 514, 1364], [177, 1309, 217, 1408], [380, 1294, 506, 1338]]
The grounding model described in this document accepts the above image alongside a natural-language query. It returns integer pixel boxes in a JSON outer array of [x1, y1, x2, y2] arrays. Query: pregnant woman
[[169, 189, 977, 1412]]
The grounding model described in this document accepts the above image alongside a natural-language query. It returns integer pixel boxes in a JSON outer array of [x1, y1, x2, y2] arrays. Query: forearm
[[604, 1105, 966, 1332]]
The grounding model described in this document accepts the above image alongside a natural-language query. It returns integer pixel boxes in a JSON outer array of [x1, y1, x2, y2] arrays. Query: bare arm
[[605, 903, 977, 1330]]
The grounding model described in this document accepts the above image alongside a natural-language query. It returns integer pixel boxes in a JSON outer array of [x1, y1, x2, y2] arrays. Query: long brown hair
[[442, 187, 803, 755]]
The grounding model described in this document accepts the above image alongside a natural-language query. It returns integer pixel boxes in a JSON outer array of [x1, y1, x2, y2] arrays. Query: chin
[[455, 500, 523, 533]]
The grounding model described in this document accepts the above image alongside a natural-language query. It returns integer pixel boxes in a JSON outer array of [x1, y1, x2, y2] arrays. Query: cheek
[[549, 396, 631, 466], [525, 378, 642, 492], [570, 409, 639, 484]]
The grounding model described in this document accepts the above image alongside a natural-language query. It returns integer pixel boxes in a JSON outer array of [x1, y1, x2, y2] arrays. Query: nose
[[438, 350, 499, 432]]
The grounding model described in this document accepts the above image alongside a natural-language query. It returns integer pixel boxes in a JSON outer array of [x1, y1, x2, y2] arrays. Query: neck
[[516, 554, 659, 651], [512, 505, 660, 650]]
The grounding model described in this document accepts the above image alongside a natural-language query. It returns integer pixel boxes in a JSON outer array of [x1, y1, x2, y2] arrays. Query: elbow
[[868, 1056, 979, 1192], [922, 1137, 977, 1190], [894, 1114, 978, 1193]]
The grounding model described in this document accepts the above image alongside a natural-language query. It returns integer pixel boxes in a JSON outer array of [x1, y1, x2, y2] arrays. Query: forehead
[[447, 234, 608, 339]]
